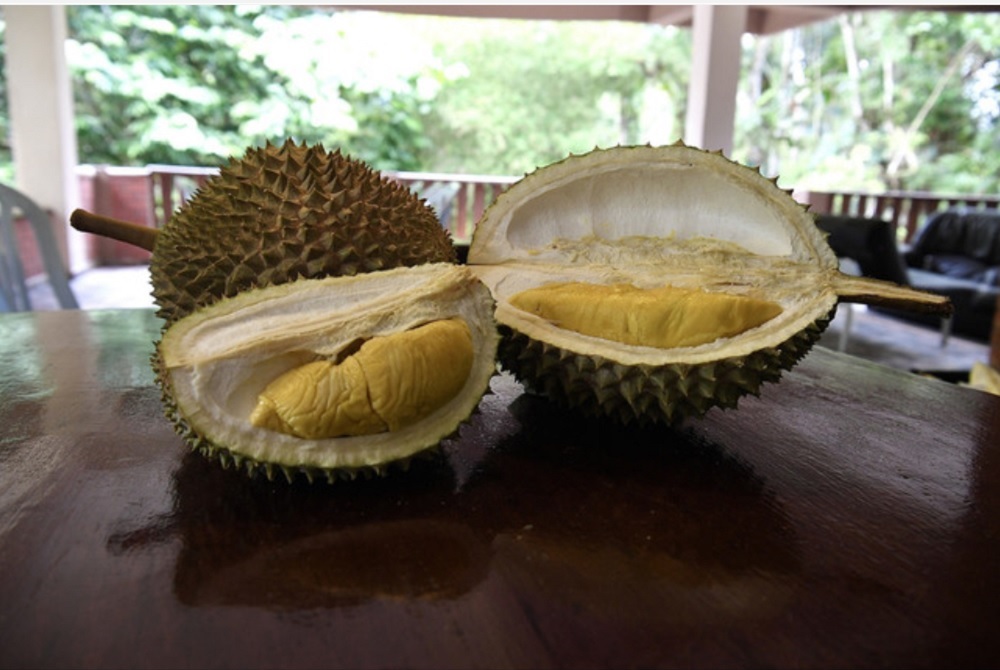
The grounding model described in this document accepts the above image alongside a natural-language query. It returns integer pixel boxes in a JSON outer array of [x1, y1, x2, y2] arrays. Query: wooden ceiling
[[335, 5, 861, 35]]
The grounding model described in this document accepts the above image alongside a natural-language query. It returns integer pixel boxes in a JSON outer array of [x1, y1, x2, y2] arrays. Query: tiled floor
[[70, 265, 157, 310], [26, 265, 155, 311], [28, 264, 994, 376], [817, 303, 990, 374]]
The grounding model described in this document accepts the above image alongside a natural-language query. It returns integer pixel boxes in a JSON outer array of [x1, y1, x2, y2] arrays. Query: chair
[[0, 182, 79, 312], [814, 214, 951, 349], [419, 181, 461, 231], [898, 207, 1000, 342]]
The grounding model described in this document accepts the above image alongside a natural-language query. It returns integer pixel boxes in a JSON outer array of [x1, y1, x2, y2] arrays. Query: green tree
[[65, 5, 441, 170], [68, 5, 291, 165], [420, 17, 690, 176], [3, 6, 996, 195], [735, 9, 1000, 195]]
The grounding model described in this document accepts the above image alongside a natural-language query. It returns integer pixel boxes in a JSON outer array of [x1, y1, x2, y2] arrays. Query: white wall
[[4, 5, 86, 273]]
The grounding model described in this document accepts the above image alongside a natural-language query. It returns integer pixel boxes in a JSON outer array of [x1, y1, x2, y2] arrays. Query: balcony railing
[[800, 189, 1000, 243], [77, 164, 998, 267], [384, 171, 518, 243]]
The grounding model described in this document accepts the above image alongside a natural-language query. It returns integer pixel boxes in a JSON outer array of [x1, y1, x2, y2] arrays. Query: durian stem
[[833, 273, 953, 316], [70, 209, 159, 252]]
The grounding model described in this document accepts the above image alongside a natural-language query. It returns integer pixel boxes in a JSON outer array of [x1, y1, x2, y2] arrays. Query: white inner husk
[[469, 150, 838, 267], [159, 263, 498, 469], [468, 146, 841, 365]]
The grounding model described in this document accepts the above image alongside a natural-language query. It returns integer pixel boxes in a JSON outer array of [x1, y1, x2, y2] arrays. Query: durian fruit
[[467, 143, 951, 425], [71, 140, 498, 482]]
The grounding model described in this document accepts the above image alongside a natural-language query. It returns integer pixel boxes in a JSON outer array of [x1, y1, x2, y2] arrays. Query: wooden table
[[991, 293, 1000, 369], [2, 308, 999, 669]]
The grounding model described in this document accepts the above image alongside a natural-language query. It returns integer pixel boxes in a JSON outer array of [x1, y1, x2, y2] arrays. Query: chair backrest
[[420, 181, 461, 230], [0, 182, 79, 311], [813, 214, 911, 286], [907, 207, 1000, 265]]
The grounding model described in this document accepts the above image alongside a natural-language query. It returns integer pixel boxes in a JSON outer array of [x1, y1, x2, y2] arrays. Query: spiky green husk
[[152, 347, 489, 484], [151, 139, 456, 325], [496, 314, 831, 426]]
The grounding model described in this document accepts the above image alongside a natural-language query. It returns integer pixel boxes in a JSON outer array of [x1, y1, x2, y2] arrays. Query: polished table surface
[[2, 308, 999, 669]]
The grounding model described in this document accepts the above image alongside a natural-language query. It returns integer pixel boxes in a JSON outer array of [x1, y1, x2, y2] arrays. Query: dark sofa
[[815, 208, 1000, 342], [901, 207, 1000, 341]]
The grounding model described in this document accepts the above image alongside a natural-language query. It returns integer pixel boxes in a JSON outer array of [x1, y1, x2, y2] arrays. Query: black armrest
[[813, 214, 911, 285]]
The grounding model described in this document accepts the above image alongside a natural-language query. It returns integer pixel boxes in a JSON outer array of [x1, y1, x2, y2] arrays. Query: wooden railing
[[147, 164, 219, 230], [385, 171, 518, 243], [800, 189, 1000, 243], [147, 170, 999, 246], [78, 163, 999, 264]]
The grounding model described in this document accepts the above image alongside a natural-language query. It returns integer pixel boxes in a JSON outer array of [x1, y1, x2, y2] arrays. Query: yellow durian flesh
[[509, 282, 783, 349], [157, 263, 498, 475], [475, 243, 842, 369], [250, 319, 474, 439], [252, 358, 385, 438]]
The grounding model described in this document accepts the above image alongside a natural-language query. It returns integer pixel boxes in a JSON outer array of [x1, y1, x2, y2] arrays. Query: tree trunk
[[838, 14, 865, 127]]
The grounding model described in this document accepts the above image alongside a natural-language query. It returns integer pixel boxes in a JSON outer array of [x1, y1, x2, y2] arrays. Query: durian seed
[[509, 282, 783, 348], [250, 319, 474, 439]]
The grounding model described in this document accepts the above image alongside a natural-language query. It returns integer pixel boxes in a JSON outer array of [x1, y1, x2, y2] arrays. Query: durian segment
[[966, 362, 1000, 396], [151, 140, 457, 325], [249, 319, 474, 439], [361, 319, 474, 431], [250, 359, 387, 438], [475, 258, 839, 366], [509, 282, 783, 349], [158, 264, 498, 472]]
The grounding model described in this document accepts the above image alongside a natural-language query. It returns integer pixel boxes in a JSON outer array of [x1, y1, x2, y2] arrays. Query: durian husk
[[156, 263, 499, 482], [468, 143, 951, 425], [150, 139, 457, 325]]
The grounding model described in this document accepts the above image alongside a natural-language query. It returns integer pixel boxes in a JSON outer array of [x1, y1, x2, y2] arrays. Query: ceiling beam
[[683, 5, 747, 155], [335, 5, 859, 35]]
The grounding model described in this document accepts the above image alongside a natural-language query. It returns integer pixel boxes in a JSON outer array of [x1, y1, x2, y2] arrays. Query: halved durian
[[467, 143, 951, 424], [70, 141, 497, 482], [157, 263, 498, 481]]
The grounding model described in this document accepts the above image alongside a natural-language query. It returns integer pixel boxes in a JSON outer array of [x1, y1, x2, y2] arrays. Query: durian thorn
[[70, 209, 159, 252], [833, 273, 953, 316]]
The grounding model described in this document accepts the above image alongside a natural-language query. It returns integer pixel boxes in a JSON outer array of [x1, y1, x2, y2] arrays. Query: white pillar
[[4, 5, 86, 273], [683, 5, 748, 156]]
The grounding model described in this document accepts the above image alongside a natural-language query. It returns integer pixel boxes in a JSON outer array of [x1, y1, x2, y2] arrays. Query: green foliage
[[69, 5, 276, 165], [61, 6, 689, 175], [65, 6, 445, 170], [421, 17, 689, 175], [734, 9, 1000, 194], [0, 6, 996, 195]]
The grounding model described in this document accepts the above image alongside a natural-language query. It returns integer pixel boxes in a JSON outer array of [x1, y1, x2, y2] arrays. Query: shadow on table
[[106, 387, 802, 612]]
